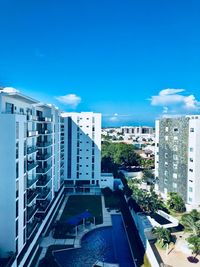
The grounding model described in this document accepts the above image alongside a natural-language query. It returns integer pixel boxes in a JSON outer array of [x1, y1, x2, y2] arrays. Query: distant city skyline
[[1, 0, 200, 126]]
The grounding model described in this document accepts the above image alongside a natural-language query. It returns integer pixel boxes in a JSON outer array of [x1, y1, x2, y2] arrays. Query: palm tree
[[181, 212, 200, 236]]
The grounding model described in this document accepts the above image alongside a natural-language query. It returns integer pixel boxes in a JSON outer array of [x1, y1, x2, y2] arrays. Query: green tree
[[167, 192, 186, 212], [152, 227, 172, 248], [181, 210, 200, 235], [187, 235, 200, 259]]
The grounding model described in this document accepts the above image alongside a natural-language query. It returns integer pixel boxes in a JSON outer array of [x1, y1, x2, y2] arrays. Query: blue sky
[[1, 0, 200, 126]]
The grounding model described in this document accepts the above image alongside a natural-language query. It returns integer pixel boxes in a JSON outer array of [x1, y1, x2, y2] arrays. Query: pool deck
[[37, 195, 118, 266]]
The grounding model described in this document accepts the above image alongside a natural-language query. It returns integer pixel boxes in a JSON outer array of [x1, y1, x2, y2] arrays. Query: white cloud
[[150, 88, 200, 113], [3, 87, 19, 93], [56, 94, 81, 108]]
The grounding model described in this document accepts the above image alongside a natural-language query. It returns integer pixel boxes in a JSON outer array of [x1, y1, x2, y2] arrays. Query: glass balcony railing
[[27, 204, 38, 221], [27, 115, 38, 121], [27, 162, 38, 171], [36, 141, 52, 148], [36, 153, 52, 161], [37, 200, 51, 213], [36, 165, 52, 174], [38, 129, 52, 135], [27, 146, 38, 155], [37, 188, 51, 200], [36, 175, 51, 187], [27, 189, 37, 205], [37, 117, 52, 122], [27, 130, 38, 138], [27, 219, 39, 238], [27, 177, 38, 188]]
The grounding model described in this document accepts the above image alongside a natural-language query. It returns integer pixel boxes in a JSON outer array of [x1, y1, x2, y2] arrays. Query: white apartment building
[[155, 115, 200, 210], [0, 90, 64, 264], [121, 126, 154, 141], [0, 90, 102, 266], [62, 112, 101, 189]]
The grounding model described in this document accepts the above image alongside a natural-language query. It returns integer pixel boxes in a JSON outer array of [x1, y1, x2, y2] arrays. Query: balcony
[[38, 129, 52, 135], [37, 188, 51, 200], [37, 199, 51, 213], [37, 117, 52, 122], [27, 130, 38, 138], [27, 177, 38, 188], [36, 141, 52, 148], [27, 115, 38, 121], [27, 189, 37, 205], [27, 219, 39, 239], [27, 204, 38, 221], [27, 161, 38, 172], [27, 146, 38, 155], [36, 153, 52, 161], [36, 165, 52, 174], [36, 175, 51, 187]]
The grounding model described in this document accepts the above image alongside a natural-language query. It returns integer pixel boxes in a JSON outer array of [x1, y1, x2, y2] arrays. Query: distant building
[[62, 112, 101, 187], [155, 116, 200, 210]]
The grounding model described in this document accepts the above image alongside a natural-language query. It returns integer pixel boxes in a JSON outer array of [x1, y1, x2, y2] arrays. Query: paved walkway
[[37, 195, 118, 266]]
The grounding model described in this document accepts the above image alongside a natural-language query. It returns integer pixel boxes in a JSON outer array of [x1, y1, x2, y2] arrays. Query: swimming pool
[[53, 215, 134, 267]]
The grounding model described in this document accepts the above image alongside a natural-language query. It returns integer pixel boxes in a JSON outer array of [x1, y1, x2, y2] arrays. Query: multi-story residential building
[[155, 115, 200, 210], [62, 112, 101, 191], [0, 89, 102, 266], [0, 90, 65, 266]]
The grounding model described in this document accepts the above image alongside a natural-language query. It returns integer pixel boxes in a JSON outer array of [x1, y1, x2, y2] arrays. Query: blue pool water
[[53, 215, 134, 267]]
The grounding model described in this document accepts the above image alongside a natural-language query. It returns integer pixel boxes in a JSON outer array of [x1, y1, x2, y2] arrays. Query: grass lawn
[[38, 245, 73, 267], [53, 195, 103, 238], [60, 195, 103, 224]]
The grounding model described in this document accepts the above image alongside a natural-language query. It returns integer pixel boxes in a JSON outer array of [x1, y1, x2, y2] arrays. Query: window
[[173, 182, 177, 188], [165, 153, 168, 159], [189, 187, 193, 192], [173, 145, 178, 151], [165, 161, 168, 167], [190, 158, 193, 162], [16, 122, 19, 139], [189, 197, 192, 202], [190, 147, 194, 152], [165, 127, 169, 132], [173, 154, 178, 160], [189, 168, 193, 172], [16, 142, 19, 159], [173, 128, 179, 132], [173, 173, 177, 179], [16, 162, 19, 179], [173, 163, 178, 169], [190, 128, 194, 132], [16, 181, 19, 199], [6, 102, 14, 114], [165, 136, 168, 141], [164, 170, 168, 176], [16, 200, 18, 218], [174, 136, 178, 141], [16, 220, 18, 237]]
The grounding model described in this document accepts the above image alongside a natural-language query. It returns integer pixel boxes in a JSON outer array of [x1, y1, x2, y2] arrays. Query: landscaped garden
[[53, 195, 103, 238]]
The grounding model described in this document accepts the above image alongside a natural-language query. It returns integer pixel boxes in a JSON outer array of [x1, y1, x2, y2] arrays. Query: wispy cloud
[[56, 94, 81, 108], [150, 88, 200, 114]]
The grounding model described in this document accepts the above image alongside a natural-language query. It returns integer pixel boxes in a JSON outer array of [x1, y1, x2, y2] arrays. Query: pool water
[[53, 215, 134, 267]]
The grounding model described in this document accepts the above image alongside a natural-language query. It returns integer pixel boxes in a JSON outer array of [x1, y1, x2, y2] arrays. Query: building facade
[[155, 115, 200, 210], [0, 89, 102, 265], [62, 112, 101, 188]]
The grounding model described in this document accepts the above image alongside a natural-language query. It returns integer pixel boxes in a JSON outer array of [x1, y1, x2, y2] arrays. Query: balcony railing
[[27, 162, 38, 172], [27, 115, 38, 121], [36, 141, 52, 148], [38, 129, 52, 135], [27, 189, 37, 205], [27, 204, 38, 221], [27, 130, 38, 138], [37, 117, 52, 122], [37, 188, 51, 200], [27, 219, 39, 238], [36, 175, 51, 187], [36, 165, 52, 174], [36, 153, 52, 161], [37, 200, 51, 212], [27, 177, 38, 188], [27, 146, 38, 155]]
